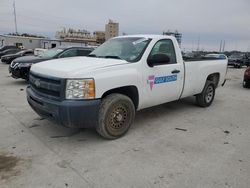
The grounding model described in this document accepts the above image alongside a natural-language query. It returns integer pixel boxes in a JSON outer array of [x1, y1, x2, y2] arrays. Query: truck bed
[[181, 59, 228, 98]]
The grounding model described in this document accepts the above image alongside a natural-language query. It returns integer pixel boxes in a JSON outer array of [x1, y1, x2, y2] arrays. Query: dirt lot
[[0, 62, 249, 188]]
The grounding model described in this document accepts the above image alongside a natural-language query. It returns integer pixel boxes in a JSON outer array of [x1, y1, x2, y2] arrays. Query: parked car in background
[[34, 48, 47, 56], [9, 47, 94, 80], [0, 45, 18, 52], [228, 54, 244, 68], [243, 54, 250, 67], [204, 54, 227, 59], [0, 48, 22, 58], [1, 49, 34, 64], [243, 67, 250, 88]]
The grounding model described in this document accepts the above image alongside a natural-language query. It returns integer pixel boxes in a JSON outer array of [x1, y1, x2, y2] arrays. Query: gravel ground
[[0, 61, 249, 188]]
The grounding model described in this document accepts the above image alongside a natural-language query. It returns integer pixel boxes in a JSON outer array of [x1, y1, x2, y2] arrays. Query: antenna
[[13, 0, 18, 34]]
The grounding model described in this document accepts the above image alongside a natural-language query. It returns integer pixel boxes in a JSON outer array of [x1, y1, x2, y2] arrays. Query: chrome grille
[[29, 72, 63, 100]]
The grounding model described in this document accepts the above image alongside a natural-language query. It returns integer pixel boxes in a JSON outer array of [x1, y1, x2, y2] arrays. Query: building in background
[[0, 34, 93, 49], [41, 39, 91, 49], [93, 31, 106, 44], [56, 28, 91, 40], [105, 19, 119, 41], [163, 30, 182, 47], [55, 28, 96, 45], [1, 20, 119, 49], [0, 34, 44, 49]]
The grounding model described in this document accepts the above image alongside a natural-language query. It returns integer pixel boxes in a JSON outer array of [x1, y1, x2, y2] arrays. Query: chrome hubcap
[[205, 86, 214, 103]]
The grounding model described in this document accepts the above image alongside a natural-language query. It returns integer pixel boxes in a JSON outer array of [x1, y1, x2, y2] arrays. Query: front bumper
[[27, 86, 101, 128], [1, 58, 7, 63], [9, 66, 30, 80], [2, 58, 13, 64]]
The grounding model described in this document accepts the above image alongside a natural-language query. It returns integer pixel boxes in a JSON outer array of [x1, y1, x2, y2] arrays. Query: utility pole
[[13, 0, 18, 34], [197, 37, 200, 51], [222, 40, 226, 52], [219, 40, 222, 52]]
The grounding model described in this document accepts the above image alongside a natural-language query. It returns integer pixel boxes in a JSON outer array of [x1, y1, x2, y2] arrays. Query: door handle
[[171, 69, 180, 74]]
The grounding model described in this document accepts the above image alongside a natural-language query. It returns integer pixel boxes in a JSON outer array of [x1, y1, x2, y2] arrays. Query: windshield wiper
[[88, 54, 123, 60], [102, 55, 122, 60], [88, 54, 97, 57]]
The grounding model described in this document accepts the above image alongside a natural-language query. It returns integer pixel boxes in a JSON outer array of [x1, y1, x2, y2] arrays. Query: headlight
[[10, 61, 15, 67], [66, 79, 95, 99], [10, 61, 19, 68], [18, 63, 33, 67]]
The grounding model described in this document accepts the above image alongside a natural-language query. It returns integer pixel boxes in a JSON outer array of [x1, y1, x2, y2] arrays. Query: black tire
[[243, 81, 250, 88], [243, 81, 246, 88], [96, 94, 135, 139], [196, 81, 215, 107]]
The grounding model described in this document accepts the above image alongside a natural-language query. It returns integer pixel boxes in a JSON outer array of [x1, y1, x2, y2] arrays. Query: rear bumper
[[222, 79, 226, 86], [27, 86, 101, 128]]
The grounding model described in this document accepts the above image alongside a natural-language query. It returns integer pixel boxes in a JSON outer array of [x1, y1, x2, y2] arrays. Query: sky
[[0, 0, 250, 51]]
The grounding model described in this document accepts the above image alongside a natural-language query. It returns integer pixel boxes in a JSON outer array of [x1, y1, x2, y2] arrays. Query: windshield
[[15, 50, 27, 55], [89, 37, 151, 62], [39, 49, 63, 58]]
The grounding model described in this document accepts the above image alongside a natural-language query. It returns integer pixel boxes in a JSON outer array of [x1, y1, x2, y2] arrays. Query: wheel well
[[207, 73, 220, 88], [102, 86, 139, 109]]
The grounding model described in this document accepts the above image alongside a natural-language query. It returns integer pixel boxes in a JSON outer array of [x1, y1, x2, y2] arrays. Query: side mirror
[[147, 54, 170, 67]]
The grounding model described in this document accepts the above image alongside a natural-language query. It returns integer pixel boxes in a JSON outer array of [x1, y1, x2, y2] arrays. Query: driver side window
[[149, 39, 177, 64], [59, 49, 78, 58]]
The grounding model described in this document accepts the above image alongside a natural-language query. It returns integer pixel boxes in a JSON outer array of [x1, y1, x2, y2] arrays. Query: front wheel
[[196, 82, 215, 107], [96, 94, 135, 139]]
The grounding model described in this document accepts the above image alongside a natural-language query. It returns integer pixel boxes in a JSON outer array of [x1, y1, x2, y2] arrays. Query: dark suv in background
[[9, 47, 94, 80], [0, 45, 18, 52], [228, 53, 250, 68], [1, 49, 34, 64], [0, 48, 22, 58]]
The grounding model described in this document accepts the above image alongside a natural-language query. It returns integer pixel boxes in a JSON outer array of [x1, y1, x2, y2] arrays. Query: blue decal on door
[[148, 75, 177, 90]]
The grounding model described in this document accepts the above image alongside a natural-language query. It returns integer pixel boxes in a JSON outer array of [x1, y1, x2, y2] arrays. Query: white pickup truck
[[27, 35, 227, 139]]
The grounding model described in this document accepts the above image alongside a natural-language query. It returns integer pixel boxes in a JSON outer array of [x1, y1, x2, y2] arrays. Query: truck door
[[142, 39, 184, 108]]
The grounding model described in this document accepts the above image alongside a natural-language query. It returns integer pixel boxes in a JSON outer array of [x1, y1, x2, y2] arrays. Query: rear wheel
[[96, 94, 135, 139], [196, 82, 215, 107]]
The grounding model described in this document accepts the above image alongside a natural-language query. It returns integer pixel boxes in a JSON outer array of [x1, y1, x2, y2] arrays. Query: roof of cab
[[114, 34, 175, 40]]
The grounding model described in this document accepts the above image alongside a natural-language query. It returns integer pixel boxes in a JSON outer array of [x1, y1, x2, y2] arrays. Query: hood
[[2, 53, 19, 59], [31, 56, 129, 78], [13, 55, 49, 64]]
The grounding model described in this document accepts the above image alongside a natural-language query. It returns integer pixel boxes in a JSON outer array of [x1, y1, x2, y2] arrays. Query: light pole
[[13, 0, 18, 34]]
